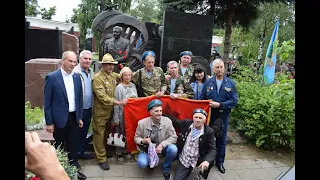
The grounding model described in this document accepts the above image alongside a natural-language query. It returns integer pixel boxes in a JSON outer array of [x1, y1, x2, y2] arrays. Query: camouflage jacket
[[92, 70, 120, 118], [132, 67, 167, 97], [164, 76, 194, 99], [178, 64, 194, 84]]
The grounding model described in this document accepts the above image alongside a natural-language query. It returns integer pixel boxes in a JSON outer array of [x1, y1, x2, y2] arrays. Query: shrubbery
[[25, 101, 45, 130], [230, 66, 295, 151]]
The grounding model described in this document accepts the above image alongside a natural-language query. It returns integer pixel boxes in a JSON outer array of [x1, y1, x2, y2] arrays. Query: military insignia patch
[[224, 87, 232, 92]]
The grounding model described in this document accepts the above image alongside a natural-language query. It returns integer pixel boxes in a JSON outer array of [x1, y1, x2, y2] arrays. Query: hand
[[25, 132, 69, 180], [155, 91, 164, 98], [165, 75, 171, 81], [156, 144, 163, 154], [46, 124, 55, 133], [79, 119, 83, 128], [170, 93, 179, 99], [113, 122, 119, 126], [198, 161, 209, 172], [209, 101, 220, 108], [119, 99, 128, 106], [143, 137, 151, 144]]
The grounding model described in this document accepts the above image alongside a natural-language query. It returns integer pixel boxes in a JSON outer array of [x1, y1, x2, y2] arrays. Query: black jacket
[[170, 117, 217, 164]]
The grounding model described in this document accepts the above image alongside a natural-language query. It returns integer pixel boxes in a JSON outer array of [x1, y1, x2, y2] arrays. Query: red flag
[[124, 95, 211, 152]]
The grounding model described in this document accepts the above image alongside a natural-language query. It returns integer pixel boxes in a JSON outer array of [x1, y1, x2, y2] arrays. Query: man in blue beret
[[134, 99, 178, 180], [132, 50, 167, 97], [179, 50, 194, 83], [166, 108, 217, 180]]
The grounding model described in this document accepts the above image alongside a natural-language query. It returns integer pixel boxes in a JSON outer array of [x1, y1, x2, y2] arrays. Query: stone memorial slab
[[25, 29, 62, 62], [62, 32, 79, 56], [160, 11, 214, 69], [25, 58, 61, 109]]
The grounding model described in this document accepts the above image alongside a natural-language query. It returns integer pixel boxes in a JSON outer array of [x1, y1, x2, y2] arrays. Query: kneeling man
[[134, 99, 178, 180]]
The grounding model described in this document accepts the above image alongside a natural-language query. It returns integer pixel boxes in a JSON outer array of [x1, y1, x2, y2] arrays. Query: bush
[[25, 101, 45, 130], [230, 67, 295, 151]]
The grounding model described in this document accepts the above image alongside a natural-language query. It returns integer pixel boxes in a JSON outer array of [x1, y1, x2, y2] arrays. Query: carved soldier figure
[[104, 26, 130, 73]]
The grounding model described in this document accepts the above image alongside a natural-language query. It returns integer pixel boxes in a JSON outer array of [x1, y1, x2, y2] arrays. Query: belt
[[69, 111, 75, 114]]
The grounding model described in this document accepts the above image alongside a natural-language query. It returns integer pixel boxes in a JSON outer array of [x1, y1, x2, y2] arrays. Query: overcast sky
[[38, 0, 81, 22]]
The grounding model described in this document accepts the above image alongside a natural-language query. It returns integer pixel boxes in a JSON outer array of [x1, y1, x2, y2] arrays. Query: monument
[[85, 28, 93, 52]]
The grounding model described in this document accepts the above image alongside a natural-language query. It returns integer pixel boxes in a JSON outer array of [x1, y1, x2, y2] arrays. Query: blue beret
[[193, 108, 207, 117], [180, 51, 193, 57], [147, 99, 162, 111], [141, 50, 156, 63]]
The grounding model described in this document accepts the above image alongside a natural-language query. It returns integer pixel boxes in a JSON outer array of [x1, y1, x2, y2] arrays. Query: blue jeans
[[137, 144, 178, 173], [215, 113, 230, 165], [78, 108, 92, 155]]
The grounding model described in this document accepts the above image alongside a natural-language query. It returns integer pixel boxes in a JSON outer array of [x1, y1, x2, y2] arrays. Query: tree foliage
[[129, 0, 161, 23], [25, 0, 56, 20]]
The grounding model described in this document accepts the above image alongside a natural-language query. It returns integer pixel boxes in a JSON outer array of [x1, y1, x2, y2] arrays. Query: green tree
[[40, 6, 57, 20], [25, 0, 57, 20], [129, 0, 161, 23], [162, 0, 292, 67]]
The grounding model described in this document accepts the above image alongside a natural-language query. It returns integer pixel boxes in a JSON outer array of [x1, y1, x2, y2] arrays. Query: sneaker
[[196, 172, 206, 180], [162, 172, 172, 180], [98, 162, 110, 170], [124, 153, 132, 160], [117, 155, 124, 162]]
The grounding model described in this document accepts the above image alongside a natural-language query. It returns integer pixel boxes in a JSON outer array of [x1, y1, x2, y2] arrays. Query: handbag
[[135, 70, 146, 97], [148, 142, 159, 168], [107, 125, 126, 148]]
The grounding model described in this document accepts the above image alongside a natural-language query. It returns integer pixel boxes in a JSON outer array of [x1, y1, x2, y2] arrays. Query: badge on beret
[[224, 87, 232, 92]]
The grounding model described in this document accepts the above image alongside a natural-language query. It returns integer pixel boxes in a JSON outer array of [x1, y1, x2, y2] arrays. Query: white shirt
[[61, 68, 76, 112]]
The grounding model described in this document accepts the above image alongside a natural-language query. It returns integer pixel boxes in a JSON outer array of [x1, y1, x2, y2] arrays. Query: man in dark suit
[[44, 50, 86, 179], [168, 108, 217, 180]]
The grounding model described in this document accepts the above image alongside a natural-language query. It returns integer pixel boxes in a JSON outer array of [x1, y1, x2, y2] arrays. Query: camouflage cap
[[147, 99, 162, 111], [193, 108, 207, 117], [101, 53, 118, 64]]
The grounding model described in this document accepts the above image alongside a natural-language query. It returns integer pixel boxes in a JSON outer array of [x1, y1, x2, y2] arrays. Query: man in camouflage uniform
[[164, 61, 194, 99], [92, 53, 128, 170], [132, 50, 167, 97], [178, 50, 194, 83]]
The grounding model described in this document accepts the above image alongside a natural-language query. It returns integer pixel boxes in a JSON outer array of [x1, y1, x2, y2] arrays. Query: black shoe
[[196, 171, 207, 180], [216, 164, 225, 174], [78, 171, 87, 180], [162, 172, 172, 180], [98, 162, 110, 170], [78, 153, 95, 159], [73, 161, 81, 170]]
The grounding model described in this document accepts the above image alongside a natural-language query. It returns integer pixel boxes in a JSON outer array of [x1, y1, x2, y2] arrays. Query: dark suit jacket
[[44, 69, 83, 128], [170, 117, 217, 164]]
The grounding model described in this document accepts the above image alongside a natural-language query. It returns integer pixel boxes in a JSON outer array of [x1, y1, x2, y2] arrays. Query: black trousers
[[173, 158, 214, 180], [53, 112, 79, 165]]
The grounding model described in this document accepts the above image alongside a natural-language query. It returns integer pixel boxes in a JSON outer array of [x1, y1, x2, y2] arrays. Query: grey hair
[[119, 67, 133, 81], [61, 51, 76, 60], [212, 58, 224, 67], [167, 60, 178, 68], [79, 50, 92, 58], [113, 26, 123, 32]]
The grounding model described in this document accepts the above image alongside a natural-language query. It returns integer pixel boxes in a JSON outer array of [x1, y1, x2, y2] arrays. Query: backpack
[[211, 110, 224, 138]]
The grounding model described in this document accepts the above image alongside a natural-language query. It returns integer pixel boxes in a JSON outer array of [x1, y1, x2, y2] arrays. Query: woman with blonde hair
[[113, 67, 138, 162]]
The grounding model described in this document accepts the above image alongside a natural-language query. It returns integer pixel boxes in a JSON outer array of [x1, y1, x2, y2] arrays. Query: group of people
[[30, 46, 238, 180]]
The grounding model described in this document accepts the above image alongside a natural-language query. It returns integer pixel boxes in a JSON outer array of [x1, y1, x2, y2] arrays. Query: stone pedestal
[[25, 58, 61, 109]]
